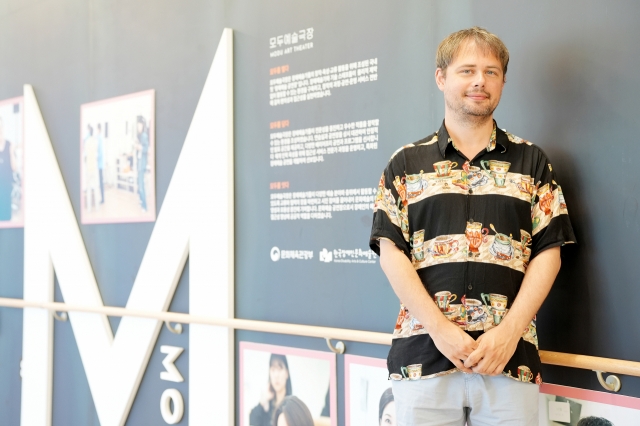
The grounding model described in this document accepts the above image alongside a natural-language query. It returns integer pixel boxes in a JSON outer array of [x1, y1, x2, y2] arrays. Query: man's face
[[435, 40, 505, 120]]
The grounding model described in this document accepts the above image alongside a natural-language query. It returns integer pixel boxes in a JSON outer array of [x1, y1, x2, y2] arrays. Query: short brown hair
[[273, 396, 314, 426], [436, 27, 509, 77]]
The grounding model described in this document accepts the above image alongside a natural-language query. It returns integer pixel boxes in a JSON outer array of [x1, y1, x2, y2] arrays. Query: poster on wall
[[0, 96, 23, 228], [233, 16, 392, 336], [80, 89, 156, 224], [345, 355, 395, 426], [540, 383, 640, 425], [240, 342, 337, 426]]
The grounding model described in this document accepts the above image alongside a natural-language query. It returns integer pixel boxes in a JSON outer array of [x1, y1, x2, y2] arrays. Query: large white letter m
[[20, 29, 234, 426]]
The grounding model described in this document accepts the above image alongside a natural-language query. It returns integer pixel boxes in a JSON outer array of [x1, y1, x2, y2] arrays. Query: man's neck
[[444, 112, 494, 161]]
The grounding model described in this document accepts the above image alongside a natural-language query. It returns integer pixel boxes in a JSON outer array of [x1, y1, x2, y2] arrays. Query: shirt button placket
[[464, 190, 471, 298]]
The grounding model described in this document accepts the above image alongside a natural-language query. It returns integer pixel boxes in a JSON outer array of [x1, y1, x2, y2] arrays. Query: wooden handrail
[[0, 297, 390, 345], [539, 351, 640, 378], [0, 296, 637, 380]]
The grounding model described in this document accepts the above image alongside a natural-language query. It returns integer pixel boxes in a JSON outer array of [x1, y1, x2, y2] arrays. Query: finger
[[464, 334, 480, 350], [485, 360, 503, 376], [461, 341, 480, 357], [487, 354, 507, 374], [464, 348, 484, 368], [464, 356, 481, 369], [451, 356, 473, 373], [472, 356, 494, 375], [470, 359, 484, 374]]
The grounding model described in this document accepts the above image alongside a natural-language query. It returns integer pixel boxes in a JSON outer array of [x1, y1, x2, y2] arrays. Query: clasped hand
[[431, 320, 520, 376]]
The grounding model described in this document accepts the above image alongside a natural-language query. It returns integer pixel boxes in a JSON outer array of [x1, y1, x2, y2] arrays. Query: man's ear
[[435, 68, 446, 91]]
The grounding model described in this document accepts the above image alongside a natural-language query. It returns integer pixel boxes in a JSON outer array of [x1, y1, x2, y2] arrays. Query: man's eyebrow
[[455, 64, 502, 70]]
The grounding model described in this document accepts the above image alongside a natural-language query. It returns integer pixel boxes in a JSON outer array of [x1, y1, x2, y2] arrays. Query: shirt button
[[468, 284, 473, 290], [468, 189, 473, 194]]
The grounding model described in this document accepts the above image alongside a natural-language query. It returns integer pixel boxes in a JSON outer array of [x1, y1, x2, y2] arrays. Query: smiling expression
[[436, 40, 505, 121]]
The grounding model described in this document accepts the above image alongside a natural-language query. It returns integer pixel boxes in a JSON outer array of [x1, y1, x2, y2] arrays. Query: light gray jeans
[[391, 371, 539, 426]]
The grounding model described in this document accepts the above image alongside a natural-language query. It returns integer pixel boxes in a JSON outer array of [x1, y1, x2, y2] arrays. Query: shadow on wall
[[532, 31, 640, 392]]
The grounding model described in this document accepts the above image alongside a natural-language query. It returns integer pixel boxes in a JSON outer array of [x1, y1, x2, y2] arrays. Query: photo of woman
[[250, 354, 293, 426], [273, 396, 314, 426], [344, 355, 396, 426], [378, 388, 395, 426], [241, 342, 337, 426]]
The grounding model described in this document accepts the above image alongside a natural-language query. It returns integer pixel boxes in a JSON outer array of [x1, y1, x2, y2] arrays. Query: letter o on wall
[[160, 388, 184, 424]]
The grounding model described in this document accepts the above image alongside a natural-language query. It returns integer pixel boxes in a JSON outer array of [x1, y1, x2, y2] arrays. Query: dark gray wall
[[1, 0, 639, 424]]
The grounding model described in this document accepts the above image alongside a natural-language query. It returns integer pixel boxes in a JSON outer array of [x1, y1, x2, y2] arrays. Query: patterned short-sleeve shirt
[[370, 121, 576, 385]]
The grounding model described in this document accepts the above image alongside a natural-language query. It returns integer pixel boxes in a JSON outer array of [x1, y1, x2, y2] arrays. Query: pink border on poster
[[344, 354, 387, 426], [239, 342, 338, 426], [0, 96, 24, 229], [80, 89, 156, 224], [541, 383, 640, 411]]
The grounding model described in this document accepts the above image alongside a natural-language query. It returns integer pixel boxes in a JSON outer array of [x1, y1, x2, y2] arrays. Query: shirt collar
[[436, 120, 508, 158]]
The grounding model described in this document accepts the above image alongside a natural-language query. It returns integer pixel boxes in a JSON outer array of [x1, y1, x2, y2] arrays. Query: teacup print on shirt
[[405, 170, 427, 199], [429, 235, 459, 258], [465, 221, 489, 255], [412, 233, 531, 275], [488, 224, 514, 261], [392, 305, 428, 338], [393, 176, 408, 208], [464, 298, 488, 331], [432, 160, 458, 177], [410, 230, 426, 264], [531, 179, 570, 236]]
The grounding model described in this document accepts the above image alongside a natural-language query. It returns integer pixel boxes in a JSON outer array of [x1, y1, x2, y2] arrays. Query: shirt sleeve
[[530, 150, 577, 260], [369, 153, 411, 259]]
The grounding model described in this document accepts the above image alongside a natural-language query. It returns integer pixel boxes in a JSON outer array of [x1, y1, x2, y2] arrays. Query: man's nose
[[473, 72, 486, 87]]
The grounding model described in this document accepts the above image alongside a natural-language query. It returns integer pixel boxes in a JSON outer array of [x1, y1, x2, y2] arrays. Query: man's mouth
[[466, 92, 489, 100]]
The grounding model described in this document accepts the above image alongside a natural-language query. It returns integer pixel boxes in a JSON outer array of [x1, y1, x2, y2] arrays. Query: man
[[370, 27, 575, 425]]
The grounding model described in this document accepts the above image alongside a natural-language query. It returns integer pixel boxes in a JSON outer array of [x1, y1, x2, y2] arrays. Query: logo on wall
[[270, 246, 314, 261], [271, 246, 281, 261], [319, 248, 377, 264], [319, 248, 333, 263]]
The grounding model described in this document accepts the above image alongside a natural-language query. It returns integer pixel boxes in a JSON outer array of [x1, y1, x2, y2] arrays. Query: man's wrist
[[498, 313, 527, 339], [425, 312, 456, 335]]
